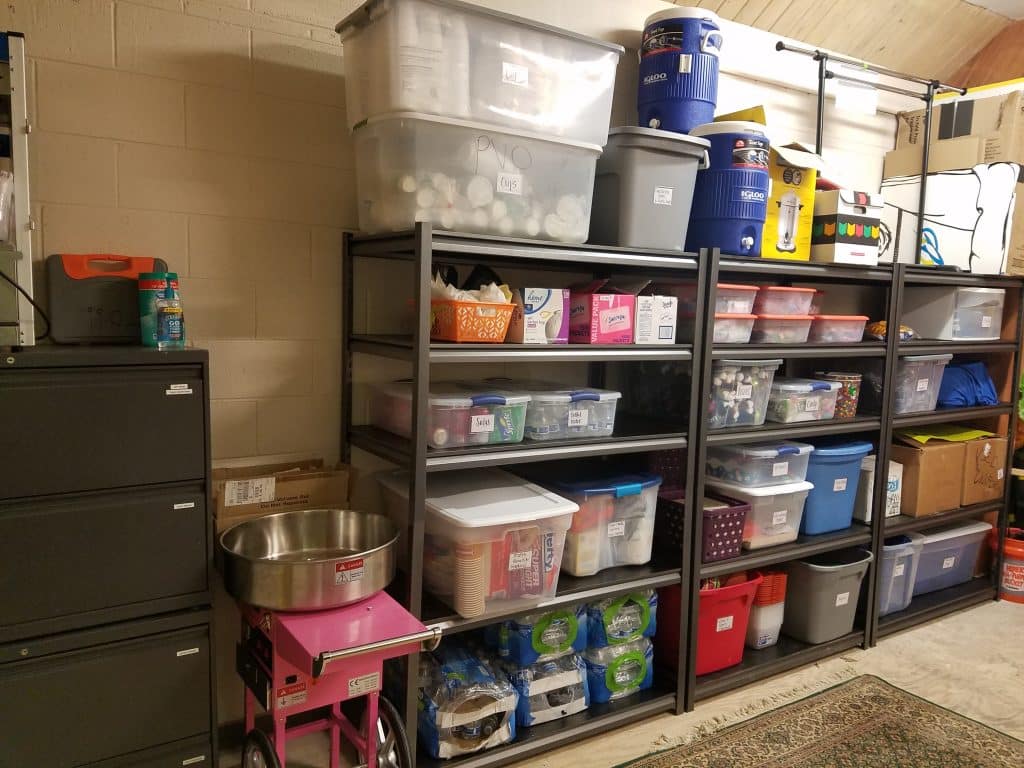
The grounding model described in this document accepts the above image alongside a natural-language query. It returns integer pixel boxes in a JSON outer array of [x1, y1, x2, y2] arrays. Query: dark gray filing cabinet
[[0, 347, 215, 767]]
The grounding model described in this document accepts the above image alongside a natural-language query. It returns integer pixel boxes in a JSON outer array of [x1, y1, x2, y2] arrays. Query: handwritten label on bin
[[942, 556, 957, 570], [716, 615, 734, 632], [835, 591, 850, 607], [470, 414, 495, 433], [568, 409, 589, 427], [607, 520, 626, 538], [772, 461, 789, 477], [497, 172, 524, 196], [805, 397, 820, 412], [502, 62, 529, 87], [735, 384, 753, 399], [916, 378, 930, 392], [653, 187, 674, 206], [833, 478, 848, 492], [509, 550, 534, 571], [772, 510, 788, 526], [893, 563, 906, 578]]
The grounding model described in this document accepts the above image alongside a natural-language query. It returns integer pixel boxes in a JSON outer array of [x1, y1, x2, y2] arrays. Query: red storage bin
[[696, 572, 762, 675]]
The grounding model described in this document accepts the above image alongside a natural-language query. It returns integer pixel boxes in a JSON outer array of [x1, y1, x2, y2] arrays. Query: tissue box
[[569, 280, 636, 344], [508, 288, 570, 344], [853, 456, 902, 523], [635, 295, 678, 344]]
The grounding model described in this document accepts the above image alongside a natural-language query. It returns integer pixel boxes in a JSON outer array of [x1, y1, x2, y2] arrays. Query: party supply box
[[811, 189, 883, 265], [507, 288, 570, 344], [569, 279, 637, 344]]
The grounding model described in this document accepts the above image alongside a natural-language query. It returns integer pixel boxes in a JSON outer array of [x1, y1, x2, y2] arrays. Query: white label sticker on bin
[[608, 520, 626, 537], [999, 468, 1005, 480], [716, 615, 734, 632], [509, 550, 534, 571], [894, 563, 906, 578], [735, 384, 753, 399], [835, 591, 850, 607], [942, 556, 957, 570], [804, 397, 820, 412], [772, 510, 788, 526], [833, 477, 848, 492], [916, 377, 930, 392], [678, 53, 693, 74], [502, 61, 529, 87], [497, 172, 524, 196], [348, 672, 380, 697], [470, 414, 495, 433], [568, 409, 589, 427], [982, 315, 993, 328], [653, 186, 674, 206], [772, 461, 789, 477]]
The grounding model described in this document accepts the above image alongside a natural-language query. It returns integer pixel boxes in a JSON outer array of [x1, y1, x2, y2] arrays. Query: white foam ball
[[416, 187, 437, 208], [525, 217, 541, 237], [398, 175, 418, 193], [491, 200, 508, 220], [497, 216, 514, 235], [470, 209, 490, 229], [466, 175, 494, 208]]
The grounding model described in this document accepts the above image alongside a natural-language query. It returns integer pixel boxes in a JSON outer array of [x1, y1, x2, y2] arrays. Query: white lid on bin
[[607, 127, 710, 155], [916, 521, 992, 545], [902, 354, 954, 363], [714, 358, 784, 369], [481, 378, 621, 405], [380, 381, 531, 407], [645, 7, 721, 26], [714, 441, 814, 459], [704, 478, 813, 498], [689, 121, 768, 138], [379, 469, 577, 527], [770, 378, 841, 394]]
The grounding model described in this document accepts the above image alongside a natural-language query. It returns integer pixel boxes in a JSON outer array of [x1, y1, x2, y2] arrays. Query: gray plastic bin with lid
[[589, 127, 710, 251], [783, 548, 873, 644]]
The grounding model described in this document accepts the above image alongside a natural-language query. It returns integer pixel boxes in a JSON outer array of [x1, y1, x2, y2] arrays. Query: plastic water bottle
[[156, 278, 185, 350]]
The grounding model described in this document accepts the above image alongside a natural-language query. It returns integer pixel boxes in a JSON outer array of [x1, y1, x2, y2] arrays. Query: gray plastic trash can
[[589, 127, 709, 251], [783, 548, 873, 644]]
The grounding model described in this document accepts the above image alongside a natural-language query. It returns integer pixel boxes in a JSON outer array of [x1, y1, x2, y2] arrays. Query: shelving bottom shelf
[[877, 578, 996, 637], [417, 686, 676, 768], [693, 630, 866, 701]]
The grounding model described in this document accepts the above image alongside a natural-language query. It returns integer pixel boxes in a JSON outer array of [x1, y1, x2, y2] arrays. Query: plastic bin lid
[[607, 127, 710, 154], [955, 287, 1005, 295], [554, 473, 662, 499], [808, 441, 873, 459], [717, 283, 760, 292], [902, 354, 954, 362], [690, 121, 767, 138], [758, 286, 816, 294], [645, 6, 720, 25], [714, 440, 814, 459], [771, 378, 841, 394], [714, 358, 784, 369], [704, 478, 814, 498], [917, 520, 992, 544], [756, 314, 814, 320], [480, 378, 621, 404], [715, 313, 757, 320], [811, 315, 869, 321], [379, 469, 578, 527], [381, 382, 531, 407]]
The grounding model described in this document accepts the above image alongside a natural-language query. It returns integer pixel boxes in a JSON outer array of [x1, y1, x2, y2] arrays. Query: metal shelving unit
[[341, 224, 708, 767], [877, 579, 997, 637]]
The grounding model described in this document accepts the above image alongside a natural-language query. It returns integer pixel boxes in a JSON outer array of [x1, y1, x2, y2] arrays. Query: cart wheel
[[242, 729, 281, 768], [360, 696, 413, 768]]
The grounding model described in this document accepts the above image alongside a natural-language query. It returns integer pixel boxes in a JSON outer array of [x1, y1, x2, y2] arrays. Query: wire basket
[[701, 495, 749, 563], [431, 299, 514, 343]]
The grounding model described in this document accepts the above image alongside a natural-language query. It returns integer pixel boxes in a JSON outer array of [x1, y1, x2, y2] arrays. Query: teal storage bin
[[802, 441, 873, 535]]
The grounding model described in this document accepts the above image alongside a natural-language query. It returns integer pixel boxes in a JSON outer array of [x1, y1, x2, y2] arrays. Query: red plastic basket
[[701, 494, 749, 563], [696, 571, 763, 675]]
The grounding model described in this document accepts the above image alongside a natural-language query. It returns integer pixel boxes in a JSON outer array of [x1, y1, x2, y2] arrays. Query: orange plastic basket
[[754, 571, 788, 606], [431, 299, 514, 343]]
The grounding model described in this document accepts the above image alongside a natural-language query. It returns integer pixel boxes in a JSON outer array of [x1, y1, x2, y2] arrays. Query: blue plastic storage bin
[[877, 535, 924, 616], [802, 441, 873, 535], [913, 522, 992, 596]]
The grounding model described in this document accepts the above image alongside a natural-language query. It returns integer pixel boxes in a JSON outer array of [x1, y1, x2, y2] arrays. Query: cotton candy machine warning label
[[277, 682, 307, 708], [336, 559, 365, 584]]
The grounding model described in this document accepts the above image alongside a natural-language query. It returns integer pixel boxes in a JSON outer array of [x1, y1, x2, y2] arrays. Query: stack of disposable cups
[[745, 571, 787, 650], [455, 542, 487, 617]]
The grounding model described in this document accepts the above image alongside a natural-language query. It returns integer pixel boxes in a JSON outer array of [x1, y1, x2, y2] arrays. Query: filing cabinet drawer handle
[[182, 757, 206, 766], [176, 647, 200, 657]]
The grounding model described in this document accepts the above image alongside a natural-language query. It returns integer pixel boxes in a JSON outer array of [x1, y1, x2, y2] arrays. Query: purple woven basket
[[702, 494, 749, 563], [649, 449, 686, 500]]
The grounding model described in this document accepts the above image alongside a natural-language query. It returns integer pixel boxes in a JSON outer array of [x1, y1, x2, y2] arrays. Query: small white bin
[[751, 315, 813, 343], [808, 315, 869, 343], [766, 379, 840, 423], [353, 112, 601, 242], [893, 354, 953, 414], [707, 358, 783, 429], [706, 441, 814, 487], [902, 287, 1006, 341], [753, 286, 816, 315], [378, 469, 575, 618], [705, 479, 812, 550], [336, 0, 624, 144], [745, 601, 785, 649]]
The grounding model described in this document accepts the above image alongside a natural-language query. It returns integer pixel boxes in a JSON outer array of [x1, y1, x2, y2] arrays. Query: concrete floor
[[219, 600, 1024, 768]]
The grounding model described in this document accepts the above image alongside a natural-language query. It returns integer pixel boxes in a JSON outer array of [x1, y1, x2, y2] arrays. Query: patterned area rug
[[620, 676, 1024, 768]]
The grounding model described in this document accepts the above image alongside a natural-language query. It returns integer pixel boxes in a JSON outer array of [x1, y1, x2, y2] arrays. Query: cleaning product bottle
[[156, 272, 185, 350]]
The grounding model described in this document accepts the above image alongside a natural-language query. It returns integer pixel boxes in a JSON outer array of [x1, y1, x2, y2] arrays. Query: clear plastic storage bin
[[753, 286, 816, 315], [707, 358, 783, 429], [808, 315, 869, 343], [913, 521, 992, 596], [336, 0, 624, 145], [353, 112, 600, 242], [901, 286, 1006, 341], [706, 441, 814, 487], [766, 379, 840, 423], [878, 535, 923, 616], [678, 313, 755, 344], [674, 282, 759, 315], [551, 474, 661, 577], [378, 469, 576, 617], [751, 314, 813, 343], [893, 354, 953, 414], [370, 382, 530, 448], [705, 479, 812, 550], [482, 379, 620, 441]]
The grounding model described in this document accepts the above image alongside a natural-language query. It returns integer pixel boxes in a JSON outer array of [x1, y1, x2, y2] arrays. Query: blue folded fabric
[[937, 361, 998, 408]]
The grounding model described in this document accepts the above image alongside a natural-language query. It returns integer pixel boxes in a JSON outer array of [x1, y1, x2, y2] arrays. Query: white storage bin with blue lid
[[551, 474, 662, 576], [913, 521, 992, 596], [706, 441, 814, 487], [482, 378, 622, 441], [802, 441, 874, 535], [704, 478, 812, 549], [766, 378, 841, 423]]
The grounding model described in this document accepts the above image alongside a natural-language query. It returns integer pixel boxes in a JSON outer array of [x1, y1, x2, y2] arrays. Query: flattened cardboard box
[[213, 459, 351, 532]]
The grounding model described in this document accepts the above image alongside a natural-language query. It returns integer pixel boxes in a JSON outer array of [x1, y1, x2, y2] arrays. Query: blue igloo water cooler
[[638, 7, 723, 134], [685, 121, 771, 256]]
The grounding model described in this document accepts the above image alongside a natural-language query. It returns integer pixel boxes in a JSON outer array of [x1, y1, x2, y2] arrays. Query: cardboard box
[[569, 279, 637, 344], [962, 435, 1008, 505], [889, 440, 965, 517], [213, 459, 351, 533], [853, 456, 903, 523], [882, 135, 1001, 179], [634, 294, 678, 344], [810, 189, 883, 266], [507, 288, 569, 344]]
